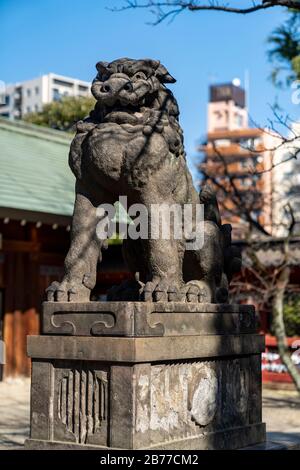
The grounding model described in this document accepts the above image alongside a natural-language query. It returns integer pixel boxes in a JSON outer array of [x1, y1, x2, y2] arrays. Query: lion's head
[[90, 58, 180, 126], [72, 58, 185, 170], [91, 58, 175, 106]]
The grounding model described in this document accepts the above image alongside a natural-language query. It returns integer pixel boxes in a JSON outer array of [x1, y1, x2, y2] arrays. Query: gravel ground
[[262, 387, 300, 447], [0, 378, 299, 449], [0, 378, 30, 449]]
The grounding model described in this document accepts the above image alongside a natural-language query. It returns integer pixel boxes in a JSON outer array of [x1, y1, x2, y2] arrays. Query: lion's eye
[[134, 72, 146, 80]]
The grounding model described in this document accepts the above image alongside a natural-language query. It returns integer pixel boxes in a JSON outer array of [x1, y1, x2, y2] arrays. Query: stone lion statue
[[47, 58, 241, 303]]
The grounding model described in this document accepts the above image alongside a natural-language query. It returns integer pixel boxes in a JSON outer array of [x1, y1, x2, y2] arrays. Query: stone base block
[[26, 302, 266, 450], [25, 423, 266, 450]]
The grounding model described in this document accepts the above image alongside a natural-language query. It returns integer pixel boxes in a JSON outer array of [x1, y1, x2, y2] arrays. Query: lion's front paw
[[139, 279, 212, 303], [46, 280, 90, 302], [139, 279, 180, 302], [182, 281, 212, 303]]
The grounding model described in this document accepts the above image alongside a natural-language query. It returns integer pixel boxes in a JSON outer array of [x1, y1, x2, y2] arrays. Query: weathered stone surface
[[26, 300, 266, 450], [25, 423, 266, 450], [110, 365, 136, 449], [42, 301, 255, 337], [129, 357, 264, 448], [53, 362, 108, 446], [30, 360, 109, 447], [30, 361, 52, 441], [27, 334, 264, 363], [189, 364, 218, 426], [26, 353, 265, 450], [45, 58, 241, 304]]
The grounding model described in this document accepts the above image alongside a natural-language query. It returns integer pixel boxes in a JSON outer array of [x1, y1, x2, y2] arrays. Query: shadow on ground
[[263, 393, 300, 410], [267, 431, 300, 446]]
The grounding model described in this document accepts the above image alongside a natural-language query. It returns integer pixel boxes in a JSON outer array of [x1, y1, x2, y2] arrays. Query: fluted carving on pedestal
[[57, 367, 107, 444]]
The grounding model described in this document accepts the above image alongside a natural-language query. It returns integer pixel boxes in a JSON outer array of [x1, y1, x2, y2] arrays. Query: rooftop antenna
[[232, 78, 241, 87]]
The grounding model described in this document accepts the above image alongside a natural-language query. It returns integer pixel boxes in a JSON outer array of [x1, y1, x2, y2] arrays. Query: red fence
[[262, 334, 300, 384]]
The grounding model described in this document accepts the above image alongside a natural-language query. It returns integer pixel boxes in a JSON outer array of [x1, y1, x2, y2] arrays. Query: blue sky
[[1, 0, 298, 180]]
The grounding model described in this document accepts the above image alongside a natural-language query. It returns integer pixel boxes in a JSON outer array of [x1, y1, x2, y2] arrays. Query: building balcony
[[199, 142, 266, 157], [206, 128, 263, 140]]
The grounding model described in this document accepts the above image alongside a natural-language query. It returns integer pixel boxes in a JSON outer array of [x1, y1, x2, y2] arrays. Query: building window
[[27, 89, 31, 97], [0, 95, 9, 107], [240, 159, 250, 169], [34, 104, 39, 112], [78, 84, 88, 92], [214, 139, 230, 147], [53, 78, 73, 88], [241, 138, 259, 150], [26, 106, 31, 113], [254, 137, 262, 146], [35, 86, 39, 95], [52, 88, 61, 101], [240, 177, 251, 187], [214, 110, 222, 121], [235, 113, 243, 127]]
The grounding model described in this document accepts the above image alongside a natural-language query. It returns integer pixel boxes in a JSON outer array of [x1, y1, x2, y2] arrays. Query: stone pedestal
[[25, 302, 266, 450]]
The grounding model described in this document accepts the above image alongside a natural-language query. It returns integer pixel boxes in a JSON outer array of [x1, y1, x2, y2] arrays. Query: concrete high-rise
[[0, 73, 91, 119], [200, 82, 280, 238]]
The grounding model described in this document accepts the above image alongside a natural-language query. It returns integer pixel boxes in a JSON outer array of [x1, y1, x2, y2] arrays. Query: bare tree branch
[[114, 1, 300, 24], [200, 128, 300, 392]]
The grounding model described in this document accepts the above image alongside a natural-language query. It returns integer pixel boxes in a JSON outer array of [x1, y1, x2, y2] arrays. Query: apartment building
[[0, 73, 91, 119], [272, 122, 300, 236], [199, 82, 280, 239]]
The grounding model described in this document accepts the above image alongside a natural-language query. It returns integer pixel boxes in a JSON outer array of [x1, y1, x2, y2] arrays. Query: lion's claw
[[138, 279, 212, 303], [139, 280, 178, 302], [46, 280, 90, 302]]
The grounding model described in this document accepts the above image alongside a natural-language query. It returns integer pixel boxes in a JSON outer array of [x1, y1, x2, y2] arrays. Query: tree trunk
[[271, 266, 300, 393]]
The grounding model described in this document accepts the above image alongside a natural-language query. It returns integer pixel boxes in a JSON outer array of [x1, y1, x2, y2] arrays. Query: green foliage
[[292, 54, 300, 78], [267, 11, 300, 87], [283, 294, 300, 336], [24, 95, 96, 132]]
